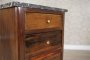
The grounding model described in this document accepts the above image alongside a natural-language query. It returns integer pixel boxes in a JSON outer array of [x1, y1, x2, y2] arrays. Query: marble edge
[[0, 1, 68, 12]]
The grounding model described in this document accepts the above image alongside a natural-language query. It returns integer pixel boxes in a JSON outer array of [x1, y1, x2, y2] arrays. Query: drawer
[[26, 48, 62, 60], [25, 31, 62, 60], [25, 13, 63, 31], [43, 53, 61, 60], [25, 31, 62, 54]]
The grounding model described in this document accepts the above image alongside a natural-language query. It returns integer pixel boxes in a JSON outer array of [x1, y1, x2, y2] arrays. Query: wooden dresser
[[0, 2, 67, 60]]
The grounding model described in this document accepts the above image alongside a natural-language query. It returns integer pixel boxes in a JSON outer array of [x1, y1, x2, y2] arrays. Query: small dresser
[[0, 2, 67, 60]]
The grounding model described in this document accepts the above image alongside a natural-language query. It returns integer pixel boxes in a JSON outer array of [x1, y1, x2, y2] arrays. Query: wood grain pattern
[[25, 13, 63, 31], [0, 7, 66, 60], [0, 8, 19, 60], [0, 8, 3, 60], [17, 7, 25, 60], [25, 31, 62, 55]]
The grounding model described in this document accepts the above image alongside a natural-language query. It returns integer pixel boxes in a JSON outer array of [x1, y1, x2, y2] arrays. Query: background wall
[[0, 0, 90, 47]]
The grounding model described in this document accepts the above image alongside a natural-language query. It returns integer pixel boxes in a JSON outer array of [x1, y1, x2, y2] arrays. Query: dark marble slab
[[0, 1, 67, 12]]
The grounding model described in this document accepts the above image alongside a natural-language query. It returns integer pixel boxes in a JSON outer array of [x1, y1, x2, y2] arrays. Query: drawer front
[[25, 13, 63, 31], [25, 48, 61, 60], [25, 31, 62, 60]]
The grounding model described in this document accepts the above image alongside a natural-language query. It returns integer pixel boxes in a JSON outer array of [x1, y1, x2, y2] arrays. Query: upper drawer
[[25, 13, 63, 31]]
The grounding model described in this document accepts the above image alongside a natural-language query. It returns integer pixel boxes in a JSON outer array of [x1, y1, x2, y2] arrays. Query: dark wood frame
[[0, 7, 65, 60], [21, 7, 65, 60]]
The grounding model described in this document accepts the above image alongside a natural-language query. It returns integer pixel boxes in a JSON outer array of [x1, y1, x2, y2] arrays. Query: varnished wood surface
[[24, 25, 63, 60], [17, 7, 25, 60], [0, 8, 3, 60], [24, 8, 64, 60], [30, 48, 61, 60], [0, 7, 65, 60], [25, 47, 61, 60], [25, 13, 63, 31], [0, 8, 19, 60], [25, 28, 63, 34], [25, 31, 62, 54]]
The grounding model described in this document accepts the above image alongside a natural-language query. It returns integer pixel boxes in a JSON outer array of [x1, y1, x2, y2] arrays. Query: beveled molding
[[0, 1, 67, 12]]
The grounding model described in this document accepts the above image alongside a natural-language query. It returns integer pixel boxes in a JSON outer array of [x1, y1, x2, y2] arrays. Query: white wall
[[0, 0, 90, 45]]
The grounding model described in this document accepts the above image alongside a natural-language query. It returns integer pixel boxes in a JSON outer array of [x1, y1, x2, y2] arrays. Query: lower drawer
[[25, 53, 61, 60], [25, 48, 62, 60], [44, 53, 61, 60]]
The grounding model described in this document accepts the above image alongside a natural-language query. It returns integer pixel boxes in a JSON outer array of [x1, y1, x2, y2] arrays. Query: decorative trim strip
[[64, 45, 90, 50]]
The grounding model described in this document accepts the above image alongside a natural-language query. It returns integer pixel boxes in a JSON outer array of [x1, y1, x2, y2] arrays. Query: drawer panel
[[25, 31, 62, 54], [25, 48, 62, 60], [31, 49, 61, 60], [25, 13, 63, 30], [25, 31, 62, 60]]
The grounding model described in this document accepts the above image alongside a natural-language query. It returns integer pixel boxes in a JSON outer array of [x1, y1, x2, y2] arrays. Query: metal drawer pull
[[46, 20, 51, 24], [46, 40, 50, 45]]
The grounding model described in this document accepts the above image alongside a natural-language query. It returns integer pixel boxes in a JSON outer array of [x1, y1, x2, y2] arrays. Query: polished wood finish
[[0, 8, 19, 60], [0, 7, 66, 60], [25, 13, 63, 30]]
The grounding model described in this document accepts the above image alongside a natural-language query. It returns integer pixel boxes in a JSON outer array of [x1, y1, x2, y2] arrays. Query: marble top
[[0, 1, 67, 12]]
